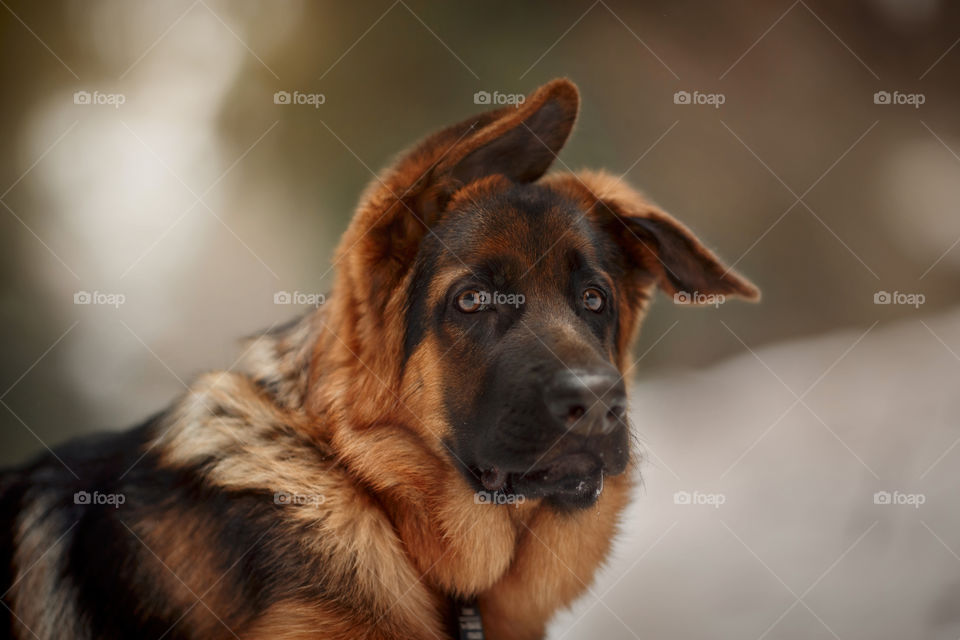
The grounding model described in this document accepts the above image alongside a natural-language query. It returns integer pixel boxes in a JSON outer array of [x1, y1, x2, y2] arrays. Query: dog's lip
[[521, 451, 601, 482], [479, 452, 604, 497]]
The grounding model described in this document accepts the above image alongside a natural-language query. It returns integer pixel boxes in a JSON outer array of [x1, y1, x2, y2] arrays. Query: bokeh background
[[1, 1, 959, 638]]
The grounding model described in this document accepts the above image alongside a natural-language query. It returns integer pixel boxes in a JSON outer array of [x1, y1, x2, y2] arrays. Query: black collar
[[447, 597, 485, 639]]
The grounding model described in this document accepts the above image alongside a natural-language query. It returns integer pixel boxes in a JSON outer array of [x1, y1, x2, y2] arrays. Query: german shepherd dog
[[0, 79, 758, 639]]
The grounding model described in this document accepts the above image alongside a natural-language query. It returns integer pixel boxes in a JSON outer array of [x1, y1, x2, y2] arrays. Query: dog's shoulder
[[2, 314, 442, 638]]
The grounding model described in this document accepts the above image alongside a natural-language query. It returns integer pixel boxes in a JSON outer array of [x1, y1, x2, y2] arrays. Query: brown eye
[[583, 288, 605, 312], [455, 290, 486, 313]]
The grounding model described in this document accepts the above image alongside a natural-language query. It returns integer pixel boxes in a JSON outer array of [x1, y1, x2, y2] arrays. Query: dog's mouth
[[478, 452, 606, 507]]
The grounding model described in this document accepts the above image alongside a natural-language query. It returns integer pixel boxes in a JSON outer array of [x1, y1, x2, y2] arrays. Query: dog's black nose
[[545, 369, 627, 436]]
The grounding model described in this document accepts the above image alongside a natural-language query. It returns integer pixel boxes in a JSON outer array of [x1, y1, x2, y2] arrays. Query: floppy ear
[[550, 171, 760, 304]]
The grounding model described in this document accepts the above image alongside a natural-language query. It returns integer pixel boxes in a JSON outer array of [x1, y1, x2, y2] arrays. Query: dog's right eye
[[455, 290, 486, 313], [582, 288, 605, 312]]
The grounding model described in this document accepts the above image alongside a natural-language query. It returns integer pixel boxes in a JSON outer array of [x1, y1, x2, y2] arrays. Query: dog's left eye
[[455, 290, 486, 313], [582, 288, 605, 312]]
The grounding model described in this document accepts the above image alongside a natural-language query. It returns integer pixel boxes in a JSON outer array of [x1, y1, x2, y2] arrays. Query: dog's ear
[[393, 78, 579, 230], [550, 171, 760, 304], [616, 206, 760, 303], [429, 79, 579, 192]]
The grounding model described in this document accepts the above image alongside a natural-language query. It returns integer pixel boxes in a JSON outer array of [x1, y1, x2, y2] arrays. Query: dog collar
[[448, 598, 485, 640]]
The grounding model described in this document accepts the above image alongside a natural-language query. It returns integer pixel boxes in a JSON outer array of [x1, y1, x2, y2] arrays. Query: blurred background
[[1, 0, 959, 638]]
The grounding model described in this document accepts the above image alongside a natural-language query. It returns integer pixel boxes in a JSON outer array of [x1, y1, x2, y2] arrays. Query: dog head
[[318, 79, 758, 510]]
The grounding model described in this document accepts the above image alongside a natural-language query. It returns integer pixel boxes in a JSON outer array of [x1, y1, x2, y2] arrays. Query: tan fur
[[151, 327, 446, 637]]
